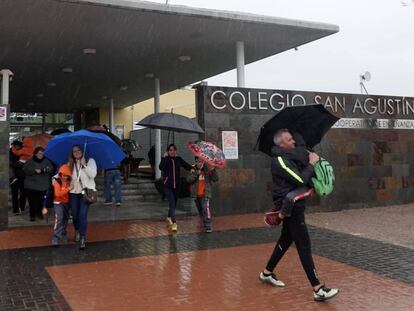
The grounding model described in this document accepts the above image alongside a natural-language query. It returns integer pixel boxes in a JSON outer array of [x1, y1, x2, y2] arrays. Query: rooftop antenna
[[360, 71, 371, 95]]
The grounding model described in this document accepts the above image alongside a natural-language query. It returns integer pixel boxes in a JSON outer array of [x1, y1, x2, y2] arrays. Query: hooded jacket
[[270, 146, 314, 205], [53, 165, 72, 204], [159, 156, 192, 189]]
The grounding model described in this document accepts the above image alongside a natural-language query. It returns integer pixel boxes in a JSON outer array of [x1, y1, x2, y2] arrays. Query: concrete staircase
[[95, 176, 161, 203]]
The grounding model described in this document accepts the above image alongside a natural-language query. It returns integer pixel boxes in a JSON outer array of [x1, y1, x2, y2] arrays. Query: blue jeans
[[195, 198, 212, 230], [52, 203, 69, 242], [104, 169, 121, 203], [70, 193, 89, 237], [164, 187, 178, 223]]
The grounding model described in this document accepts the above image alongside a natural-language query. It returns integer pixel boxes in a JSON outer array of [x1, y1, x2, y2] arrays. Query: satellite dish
[[362, 71, 371, 81]]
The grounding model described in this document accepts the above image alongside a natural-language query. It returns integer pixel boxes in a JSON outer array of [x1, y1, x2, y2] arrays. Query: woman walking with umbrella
[[159, 144, 193, 232], [45, 130, 126, 249], [68, 145, 97, 250]]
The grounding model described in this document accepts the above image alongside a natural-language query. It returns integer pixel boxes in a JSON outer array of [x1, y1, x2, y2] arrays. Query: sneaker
[[74, 231, 80, 243], [51, 239, 59, 247], [79, 237, 86, 250], [116, 202, 121, 207], [313, 285, 339, 301], [171, 223, 178, 232], [61, 236, 68, 244], [259, 272, 285, 287], [104, 201, 113, 205], [13, 209, 21, 216], [166, 217, 173, 225], [205, 228, 212, 233]]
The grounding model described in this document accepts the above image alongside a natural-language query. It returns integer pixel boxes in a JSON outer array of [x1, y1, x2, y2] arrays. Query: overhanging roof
[[0, 0, 339, 112]]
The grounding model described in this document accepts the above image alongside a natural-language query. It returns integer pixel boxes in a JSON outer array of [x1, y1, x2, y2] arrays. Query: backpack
[[43, 177, 62, 209], [311, 158, 335, 196]]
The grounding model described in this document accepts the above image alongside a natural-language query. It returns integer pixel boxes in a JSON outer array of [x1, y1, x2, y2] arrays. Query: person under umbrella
[[68, 145, 97, 250], [159, 144, 193, 232], [45, 130, 125, 249], [259, 129, 339, 301], [186, 157, 219, 233], [186, 140, 225, 233]]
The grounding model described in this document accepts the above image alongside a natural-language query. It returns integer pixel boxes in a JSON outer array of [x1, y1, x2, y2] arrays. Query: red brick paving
[[0, 213, 265, 250], [47, 243, 414, 311]]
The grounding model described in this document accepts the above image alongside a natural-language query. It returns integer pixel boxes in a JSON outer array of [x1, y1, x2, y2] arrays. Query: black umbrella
[[137, 113, 204, 134], [257, 105, 339, 156]]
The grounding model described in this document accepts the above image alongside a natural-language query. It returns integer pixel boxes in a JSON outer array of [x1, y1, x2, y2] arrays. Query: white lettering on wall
[[258, 92, 268, 110], [248, 92, 256, 110], [211, 90, 226, 110], [269, 93, 285, 111], [208, 88, 414, 118], [291, 94, 306, 106], [229, 91, 246, 110], [364, 98, 377, 115]]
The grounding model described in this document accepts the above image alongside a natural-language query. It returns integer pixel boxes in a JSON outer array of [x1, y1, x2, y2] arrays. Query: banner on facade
[[0, 106, 7, 121], [222, 131, 238, 160]]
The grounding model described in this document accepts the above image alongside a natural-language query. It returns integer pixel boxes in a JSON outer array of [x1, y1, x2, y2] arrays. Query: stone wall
[[196, 85, 414, 215]]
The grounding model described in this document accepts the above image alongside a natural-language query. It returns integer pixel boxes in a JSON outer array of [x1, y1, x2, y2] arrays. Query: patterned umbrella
[[187, 140, 226, 168]]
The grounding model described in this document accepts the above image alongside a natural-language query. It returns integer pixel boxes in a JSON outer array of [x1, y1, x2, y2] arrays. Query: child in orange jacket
[[51, 164, 73, 246]]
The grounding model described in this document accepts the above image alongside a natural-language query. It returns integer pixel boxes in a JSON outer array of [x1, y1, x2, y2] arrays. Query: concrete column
[[0, 69, 13, 105], [109, 98, 115, 133], [0, 69, 12, 230], [154, 78, 162, 179], [236, 41, 245, 88]]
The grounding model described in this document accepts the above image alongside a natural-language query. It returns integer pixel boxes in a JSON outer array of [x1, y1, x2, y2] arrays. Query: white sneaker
[[313, 285, 339, 301], [259, 272, 285, 287]]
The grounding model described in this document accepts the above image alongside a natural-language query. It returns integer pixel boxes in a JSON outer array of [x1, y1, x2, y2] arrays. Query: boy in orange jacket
[[51, 165, 73, 247]]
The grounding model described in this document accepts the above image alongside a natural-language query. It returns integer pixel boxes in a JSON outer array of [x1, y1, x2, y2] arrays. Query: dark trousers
[[195, 198, 212, 230], [265, 205, 320, 287], [11, 178, 26, 213], [27, 189, 46, 219], [52, 203, 70, 242], [70, 193, 89, 238], [164, 187, 178, 223], [280, 187, 310, 217]]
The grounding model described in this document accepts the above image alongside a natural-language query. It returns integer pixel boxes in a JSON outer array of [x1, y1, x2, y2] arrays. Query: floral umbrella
[[187, 140, 226, 168]]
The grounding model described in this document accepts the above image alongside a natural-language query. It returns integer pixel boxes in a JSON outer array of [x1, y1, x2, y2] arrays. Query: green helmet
[[312, 158, 335, 196]]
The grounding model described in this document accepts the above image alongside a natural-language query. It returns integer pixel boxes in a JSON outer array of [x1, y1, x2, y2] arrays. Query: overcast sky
[[146, 0, 414, 96]]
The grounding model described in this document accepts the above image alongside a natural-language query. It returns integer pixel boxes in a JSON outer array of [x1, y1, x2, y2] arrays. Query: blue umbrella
[[44, 130, 125, 169]]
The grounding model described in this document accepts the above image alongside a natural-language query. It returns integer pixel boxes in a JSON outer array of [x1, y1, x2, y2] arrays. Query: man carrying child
[[259, 129, 339, 302]]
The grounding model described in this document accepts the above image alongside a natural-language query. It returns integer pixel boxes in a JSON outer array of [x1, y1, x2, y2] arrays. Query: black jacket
[[9, 149, 25, 179], [159, 156, 192, 189], [271, 147, 314, 204]]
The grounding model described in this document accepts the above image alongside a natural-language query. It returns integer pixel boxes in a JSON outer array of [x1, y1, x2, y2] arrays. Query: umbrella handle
[[77, 138, 88, 182]]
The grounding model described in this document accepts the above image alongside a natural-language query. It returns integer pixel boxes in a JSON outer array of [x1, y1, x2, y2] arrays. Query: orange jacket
[[53, 178, 70, 204]]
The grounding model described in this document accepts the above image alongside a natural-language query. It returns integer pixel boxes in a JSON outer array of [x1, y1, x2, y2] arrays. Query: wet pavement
[[1, 207, 414, 310]]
